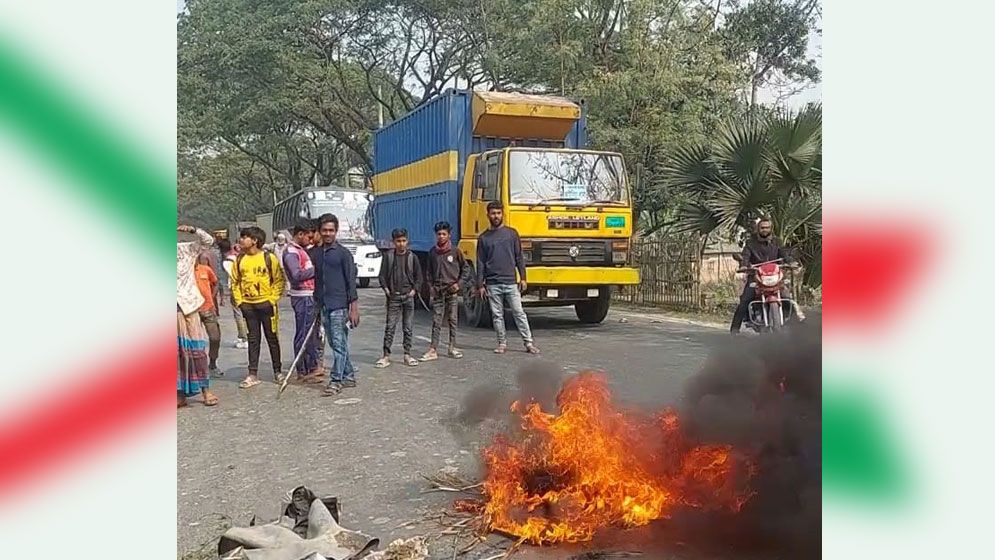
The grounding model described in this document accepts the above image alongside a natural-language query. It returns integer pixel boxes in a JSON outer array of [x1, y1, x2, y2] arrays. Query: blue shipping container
[[371, 89, 587, 253]]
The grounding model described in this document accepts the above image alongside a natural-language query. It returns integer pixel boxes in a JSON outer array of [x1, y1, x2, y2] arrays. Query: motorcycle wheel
[[768, 301, 784, 332]]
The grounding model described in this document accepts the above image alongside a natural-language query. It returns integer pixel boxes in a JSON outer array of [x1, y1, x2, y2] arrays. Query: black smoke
[[677, 315, 822, 555]]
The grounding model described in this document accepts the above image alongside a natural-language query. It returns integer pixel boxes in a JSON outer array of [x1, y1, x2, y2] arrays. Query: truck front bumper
[[524, 266, 640, 286]]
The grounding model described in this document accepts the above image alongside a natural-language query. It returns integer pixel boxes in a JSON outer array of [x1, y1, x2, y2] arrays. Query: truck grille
[[547, 217, 600, 230], [535, 240, 608, 265]]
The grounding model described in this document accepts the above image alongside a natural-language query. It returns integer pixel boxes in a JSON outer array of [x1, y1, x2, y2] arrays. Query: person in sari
[[177, 224, 219, 407]]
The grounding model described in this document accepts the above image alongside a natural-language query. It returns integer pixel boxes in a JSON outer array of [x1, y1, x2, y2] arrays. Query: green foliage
[[665, 105, 822, 286]]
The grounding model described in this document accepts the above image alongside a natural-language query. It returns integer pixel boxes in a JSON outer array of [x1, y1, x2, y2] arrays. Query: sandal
[[203, 394, 219, 407], [403, 355, 419, 367], [448, 349, 463, 359], [302, 371, 326, 384], [419, 350, 438, 362], [239, 377, 262, 389], [374, 357, 391, 369], [494, 344, 507, 354], [525, 344, 541, 355], [274, 373, 287, 384], [323, 382, 342, 396], [177, 398, 188, 409]]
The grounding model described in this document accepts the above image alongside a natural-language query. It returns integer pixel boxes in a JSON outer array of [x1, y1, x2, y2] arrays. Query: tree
[[664, 105, 822, 286], [722, 0, 821, 107]]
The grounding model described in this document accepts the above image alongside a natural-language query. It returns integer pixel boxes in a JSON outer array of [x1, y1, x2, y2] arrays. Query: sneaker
[[235, 339, 248, 349]]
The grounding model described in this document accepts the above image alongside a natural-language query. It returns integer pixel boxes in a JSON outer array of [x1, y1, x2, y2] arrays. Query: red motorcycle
[[737, 259, 798, 332]]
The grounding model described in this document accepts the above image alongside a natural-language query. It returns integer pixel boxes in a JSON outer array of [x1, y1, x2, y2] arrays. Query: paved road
[[178, 286, 735, 559]]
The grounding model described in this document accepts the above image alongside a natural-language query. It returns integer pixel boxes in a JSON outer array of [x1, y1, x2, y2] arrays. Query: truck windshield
[[508, 150, 628, 206], [309, 190, 372, 242]]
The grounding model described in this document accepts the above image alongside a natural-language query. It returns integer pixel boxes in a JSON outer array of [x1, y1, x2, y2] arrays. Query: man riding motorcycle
[[730, 218, 806, 333]]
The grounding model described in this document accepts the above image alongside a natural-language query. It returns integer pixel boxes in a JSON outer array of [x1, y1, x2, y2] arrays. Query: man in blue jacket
[[313, 213, 361, 395]]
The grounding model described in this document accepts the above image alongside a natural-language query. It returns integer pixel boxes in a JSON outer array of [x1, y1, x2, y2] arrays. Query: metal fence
[[613, 236, 702, 310]]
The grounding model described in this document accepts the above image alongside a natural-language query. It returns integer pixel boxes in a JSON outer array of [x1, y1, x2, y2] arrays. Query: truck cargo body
[[371, 89, 586, 253], [371, 89, 639, 325]]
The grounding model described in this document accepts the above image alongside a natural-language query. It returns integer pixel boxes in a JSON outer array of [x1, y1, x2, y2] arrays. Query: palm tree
[[662, 105, 822, 286]]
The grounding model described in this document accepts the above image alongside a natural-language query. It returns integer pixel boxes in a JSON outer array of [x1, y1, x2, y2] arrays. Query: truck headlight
[[612, 251, 627, 263], [365, 252, 381, 259], [523, 250, 532, 263]]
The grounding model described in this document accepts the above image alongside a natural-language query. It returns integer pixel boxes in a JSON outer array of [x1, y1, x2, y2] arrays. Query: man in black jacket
[[476, 202, 540, 354], [730, 218, 806, 333], [420, 221, 467, 361], [376, 228, 423, 368]]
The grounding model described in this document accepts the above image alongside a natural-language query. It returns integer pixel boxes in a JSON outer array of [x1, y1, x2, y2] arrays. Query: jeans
[[241, 301, 281, 375], [486, 284, 534, 346], [290, 296, 319, 375], [430, 288, 459, 349], [383, 294, 415, 355], [323, 308, 357, 383]]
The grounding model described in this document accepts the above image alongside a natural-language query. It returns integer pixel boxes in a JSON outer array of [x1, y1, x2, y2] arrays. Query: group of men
[[177, 200, 539, 404]]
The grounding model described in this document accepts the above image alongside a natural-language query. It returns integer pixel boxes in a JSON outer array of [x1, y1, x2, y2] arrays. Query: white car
[[344, 242, 381, 288]]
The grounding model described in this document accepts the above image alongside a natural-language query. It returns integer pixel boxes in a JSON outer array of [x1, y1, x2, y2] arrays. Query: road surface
[[178, 286, 735, 559]]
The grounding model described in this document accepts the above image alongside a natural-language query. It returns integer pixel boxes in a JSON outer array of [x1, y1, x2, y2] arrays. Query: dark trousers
[[242, 301, 282, 375], [730, 284, 791, 332], [290, 296, 319, 375], [383, 295, 415, 355], [431, 288, 459, 349], [199, 309, 221, 368]]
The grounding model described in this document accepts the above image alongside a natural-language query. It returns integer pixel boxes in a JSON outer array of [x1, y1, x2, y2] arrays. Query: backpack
[[234, 249, 277, 285]]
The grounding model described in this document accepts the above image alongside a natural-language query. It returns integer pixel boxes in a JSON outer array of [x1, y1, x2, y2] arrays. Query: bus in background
[[273, 186, 380, 288]]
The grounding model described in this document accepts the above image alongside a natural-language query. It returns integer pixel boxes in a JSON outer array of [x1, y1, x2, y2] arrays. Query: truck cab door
[[463, 151, 503, 238]]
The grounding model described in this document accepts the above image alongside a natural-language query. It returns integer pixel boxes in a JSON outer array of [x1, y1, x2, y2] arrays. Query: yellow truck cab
[[371, 89, 640, 326]]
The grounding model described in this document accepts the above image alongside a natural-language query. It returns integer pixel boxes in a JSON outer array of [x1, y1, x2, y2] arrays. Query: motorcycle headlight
[[365, 252, 381, 259], [760, 274, 780, 287]]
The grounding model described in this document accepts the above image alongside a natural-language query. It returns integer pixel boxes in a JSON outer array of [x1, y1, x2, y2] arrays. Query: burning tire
[[574, 289, 611, 324]]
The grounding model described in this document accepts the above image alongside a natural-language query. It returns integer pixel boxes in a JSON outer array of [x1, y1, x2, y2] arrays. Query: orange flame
[[481, 372, 753, 544]]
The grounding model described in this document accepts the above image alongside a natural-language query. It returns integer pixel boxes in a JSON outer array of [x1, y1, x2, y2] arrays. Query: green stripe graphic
[[824, 380, 910, 504], [0, 38, 174, 258]]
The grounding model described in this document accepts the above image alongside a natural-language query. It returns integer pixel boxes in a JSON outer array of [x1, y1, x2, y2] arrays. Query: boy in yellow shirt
[[231, 226, 286, 388]]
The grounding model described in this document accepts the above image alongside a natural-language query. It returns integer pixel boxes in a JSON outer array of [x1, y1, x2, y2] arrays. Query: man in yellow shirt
[[231, 226, 286, 388]]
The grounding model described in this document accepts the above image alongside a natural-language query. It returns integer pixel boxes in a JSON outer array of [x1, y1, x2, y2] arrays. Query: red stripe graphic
[[823, 215, 930, 332], [0, 329, 174, 501]]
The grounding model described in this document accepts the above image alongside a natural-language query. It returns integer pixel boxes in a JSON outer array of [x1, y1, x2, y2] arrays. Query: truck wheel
[[358, 277, 371, 289], [461, 264, 492, 328], [575, 290, 611, 324]]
